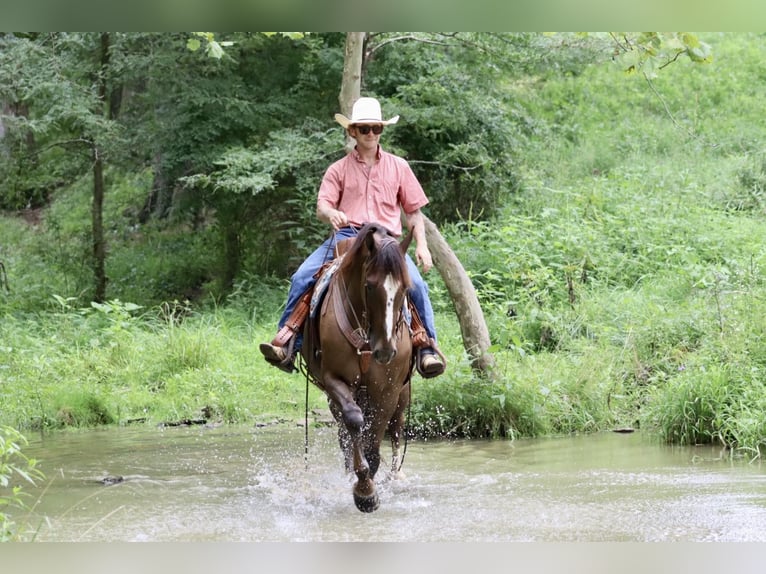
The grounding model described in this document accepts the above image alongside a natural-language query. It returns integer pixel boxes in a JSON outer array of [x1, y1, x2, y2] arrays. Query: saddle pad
[[310, 255, 345, 317]]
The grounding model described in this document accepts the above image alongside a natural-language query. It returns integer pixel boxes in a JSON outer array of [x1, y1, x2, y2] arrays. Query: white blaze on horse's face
[[383, 273, 400, 345]]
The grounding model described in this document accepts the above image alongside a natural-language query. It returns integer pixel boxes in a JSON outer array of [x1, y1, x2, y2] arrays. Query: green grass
[[0, 300, 328, 430], [422, 32, 766, 454], [4, 34, 766, 460]]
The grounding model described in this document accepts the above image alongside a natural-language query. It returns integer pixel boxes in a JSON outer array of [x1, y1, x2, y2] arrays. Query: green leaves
[[0, 426, 44, 541], [181, 125, 337, 198], [187, 32, 305, 60], [612, 32, 713, 79], [187, 32, 235, 60]]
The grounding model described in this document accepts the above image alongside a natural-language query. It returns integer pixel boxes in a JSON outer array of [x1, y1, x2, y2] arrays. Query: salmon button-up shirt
[[317, 145, 428, 237]]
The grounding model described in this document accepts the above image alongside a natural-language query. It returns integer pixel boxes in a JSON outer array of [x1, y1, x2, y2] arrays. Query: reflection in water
[[12, 425, 766, 541]]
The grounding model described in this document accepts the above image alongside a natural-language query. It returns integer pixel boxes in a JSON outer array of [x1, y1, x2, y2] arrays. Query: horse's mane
[[340, 223, 411, 288]]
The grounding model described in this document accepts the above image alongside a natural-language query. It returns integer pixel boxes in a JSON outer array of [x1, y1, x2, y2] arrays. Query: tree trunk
[[0, 101, 6, 143], [424, 216, 496, 376], [92, 147, 106, 302], [92, 33, 110, 303], [339, 33, 365, 151], [138, 151, 171, 223], [338, 32, 496, 377], [222, 221, 241, 294]]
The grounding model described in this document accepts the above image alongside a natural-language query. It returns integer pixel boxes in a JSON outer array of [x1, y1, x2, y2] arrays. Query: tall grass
[[0, 297, 328, 430], [424, 32, 766, 456]]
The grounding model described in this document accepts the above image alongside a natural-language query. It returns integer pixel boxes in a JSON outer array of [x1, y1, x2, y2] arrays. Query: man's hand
[[405, 209, 432, 273], [328, 209, 348, 230], [415, 244, 433, 273], [318, 200, 348, 230]]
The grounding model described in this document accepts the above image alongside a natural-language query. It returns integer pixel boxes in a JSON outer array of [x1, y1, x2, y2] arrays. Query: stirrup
[[416, 341, 446, 379], [260, 337, 297, 374]]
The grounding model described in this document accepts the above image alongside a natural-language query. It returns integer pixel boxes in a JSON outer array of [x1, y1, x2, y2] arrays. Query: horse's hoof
[[354, 492, 380, 513]]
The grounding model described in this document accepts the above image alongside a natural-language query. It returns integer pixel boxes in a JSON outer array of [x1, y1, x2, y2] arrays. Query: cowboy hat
[[334, 97, 400, 128]]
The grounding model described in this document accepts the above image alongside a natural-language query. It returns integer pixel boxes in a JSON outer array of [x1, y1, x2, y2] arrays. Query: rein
[[304, 362, 310, 466], [333, 278, 372, 373], [396, 379, 413, 473]]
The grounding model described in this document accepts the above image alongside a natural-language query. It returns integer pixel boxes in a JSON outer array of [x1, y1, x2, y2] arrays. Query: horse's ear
[[364, 226, 378, 253], [400, 229, 413, 255]]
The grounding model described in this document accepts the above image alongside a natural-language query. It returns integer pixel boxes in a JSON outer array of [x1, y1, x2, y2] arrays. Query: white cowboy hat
[[334, 97, 400, 128]]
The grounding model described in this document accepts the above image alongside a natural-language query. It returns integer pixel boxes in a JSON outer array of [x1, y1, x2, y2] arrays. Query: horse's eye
[[365, 282, 373, 292]]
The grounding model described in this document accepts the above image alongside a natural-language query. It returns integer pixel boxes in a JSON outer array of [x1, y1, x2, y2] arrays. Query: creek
[[14, 424, 766, 541]]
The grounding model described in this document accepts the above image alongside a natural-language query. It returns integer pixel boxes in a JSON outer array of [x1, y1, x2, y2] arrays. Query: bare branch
[[366, 33, 452, 58], [10, 137, 93, 162], [642, 74, 697, 141], [607, 32, 641, 57], [408, 159, 485, 173], [658, 50, 684, 70]]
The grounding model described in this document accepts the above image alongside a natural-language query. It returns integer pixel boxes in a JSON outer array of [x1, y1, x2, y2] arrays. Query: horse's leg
[[366, 445, 381, 478], [351, 431, 378, 513], [352, 427, 381, 513], [329, 402, 353, 473], [322, 374, 364, 431], [388, 381, 410, 479], [322, 373, 378, 512]]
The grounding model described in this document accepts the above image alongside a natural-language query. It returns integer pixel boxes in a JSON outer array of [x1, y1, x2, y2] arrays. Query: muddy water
[[13, 425, 766, 541]]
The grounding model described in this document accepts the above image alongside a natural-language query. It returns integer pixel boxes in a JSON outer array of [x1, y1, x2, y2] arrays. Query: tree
[[339, 33, 364, 149], [91, 33, 112, 303], [341, 32, 496, 375], [178, 33, 348, 287], [0, 33, 124, 303]]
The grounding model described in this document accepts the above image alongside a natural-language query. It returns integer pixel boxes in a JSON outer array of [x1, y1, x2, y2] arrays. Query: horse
[[301, 222, 415, 512]]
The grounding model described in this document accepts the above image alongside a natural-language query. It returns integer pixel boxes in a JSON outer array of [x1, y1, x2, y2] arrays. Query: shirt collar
[[352, 145, 382, 162]]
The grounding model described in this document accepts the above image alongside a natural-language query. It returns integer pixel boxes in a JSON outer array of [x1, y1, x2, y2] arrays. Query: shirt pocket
[[373, 179, 399, 212]]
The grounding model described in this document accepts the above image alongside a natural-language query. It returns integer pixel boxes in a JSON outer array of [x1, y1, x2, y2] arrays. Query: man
[[259, 96, 445, 378]]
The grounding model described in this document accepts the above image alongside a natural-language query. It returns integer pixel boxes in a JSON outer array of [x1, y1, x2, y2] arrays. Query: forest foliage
[[3, 33, 766, 461]]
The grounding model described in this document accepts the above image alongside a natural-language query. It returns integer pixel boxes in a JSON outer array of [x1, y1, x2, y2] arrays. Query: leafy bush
[[642, 363, 744, 448], [0, 426, 44, 541]]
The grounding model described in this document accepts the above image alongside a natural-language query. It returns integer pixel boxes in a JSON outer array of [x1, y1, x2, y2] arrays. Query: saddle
[[268, 245, 436, 376]]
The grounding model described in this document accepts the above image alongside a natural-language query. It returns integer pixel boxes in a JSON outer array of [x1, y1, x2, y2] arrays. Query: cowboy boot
[[259, 341, 297, 374], [417, 341, 446, 378]]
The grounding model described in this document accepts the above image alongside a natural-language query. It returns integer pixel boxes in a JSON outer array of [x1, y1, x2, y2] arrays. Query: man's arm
[[404, 208, 433, 273], [317, 199, 349, 231]]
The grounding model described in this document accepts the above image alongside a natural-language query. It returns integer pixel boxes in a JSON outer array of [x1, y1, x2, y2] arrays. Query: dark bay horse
[[302, 223, 414, 512]]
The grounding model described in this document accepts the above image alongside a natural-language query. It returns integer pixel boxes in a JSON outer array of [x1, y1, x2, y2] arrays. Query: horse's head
[[345, 223, 412, 365]]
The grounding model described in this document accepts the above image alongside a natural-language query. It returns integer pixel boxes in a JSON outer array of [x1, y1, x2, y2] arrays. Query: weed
[[0, 426, 45, 541]]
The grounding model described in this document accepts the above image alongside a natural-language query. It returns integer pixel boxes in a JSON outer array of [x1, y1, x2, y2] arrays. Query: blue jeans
[[277, 227, 438, 349]]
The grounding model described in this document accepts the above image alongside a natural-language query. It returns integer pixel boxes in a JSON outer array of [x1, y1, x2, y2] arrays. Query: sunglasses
[[354, 124, 384, 135]]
